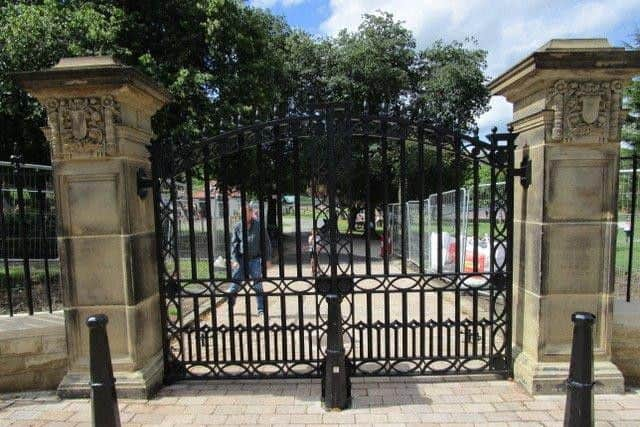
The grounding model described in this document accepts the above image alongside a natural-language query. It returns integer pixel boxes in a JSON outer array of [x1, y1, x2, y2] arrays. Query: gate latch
[[513, 156, 531, 188], [137, 168, 153, 199]]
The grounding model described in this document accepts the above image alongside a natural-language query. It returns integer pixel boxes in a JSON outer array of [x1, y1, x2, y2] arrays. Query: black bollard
[[322, 293, 350, 410], [564, 312, 595, 427], [87, 314, 121, 427]]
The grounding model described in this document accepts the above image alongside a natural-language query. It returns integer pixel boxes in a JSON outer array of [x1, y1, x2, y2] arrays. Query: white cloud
[[477, 96, 513, 136], [320, 0, 640, 129]]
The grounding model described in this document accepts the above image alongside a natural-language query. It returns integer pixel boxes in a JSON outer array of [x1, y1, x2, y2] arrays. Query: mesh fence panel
[[388, 189, 468, 273]]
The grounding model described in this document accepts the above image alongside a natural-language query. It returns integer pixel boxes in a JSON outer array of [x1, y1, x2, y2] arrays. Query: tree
[[0, 0, 294, 162], [326, 11, 416, 112], [0, 0, 127, 162], [623, 32, 640, 152], [412, 39, 490, 131]]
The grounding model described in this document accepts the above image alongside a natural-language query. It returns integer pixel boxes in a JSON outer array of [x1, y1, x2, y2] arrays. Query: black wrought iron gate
[[152, 105, 517, 381]]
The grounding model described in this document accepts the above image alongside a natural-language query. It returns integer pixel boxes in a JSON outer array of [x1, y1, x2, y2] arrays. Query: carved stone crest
[[548, 79, 623, 143], [43, 96, 120, 159]]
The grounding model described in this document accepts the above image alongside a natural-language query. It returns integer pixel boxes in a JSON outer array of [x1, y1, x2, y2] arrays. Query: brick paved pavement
[[1, 376, 640, 426]]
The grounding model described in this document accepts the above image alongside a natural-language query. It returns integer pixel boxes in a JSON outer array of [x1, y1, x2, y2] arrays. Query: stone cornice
[[489, 40, 640, 103], [10, 56, 172, 108]]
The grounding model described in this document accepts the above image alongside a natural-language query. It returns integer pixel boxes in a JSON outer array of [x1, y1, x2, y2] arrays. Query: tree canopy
[[0, 1, 490, 164], [623, 32, 640, 153]]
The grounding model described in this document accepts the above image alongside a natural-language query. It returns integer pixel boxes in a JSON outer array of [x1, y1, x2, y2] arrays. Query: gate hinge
[[513, 156, 531, 188], [137, 168, 153, 198]]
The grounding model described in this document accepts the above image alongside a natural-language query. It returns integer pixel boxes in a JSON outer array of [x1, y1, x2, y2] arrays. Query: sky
[[250, 0, 640, 136]]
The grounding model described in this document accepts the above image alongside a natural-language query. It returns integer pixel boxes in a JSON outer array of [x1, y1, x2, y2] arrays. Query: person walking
[[228, 201, 272, 316]]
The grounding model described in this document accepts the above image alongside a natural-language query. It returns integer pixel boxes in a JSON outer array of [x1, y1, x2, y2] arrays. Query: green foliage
[[0, 0, 127, 162], [328, 11, 416, 109], [623, 32, 640, 152], [413, 39, 490, 130], [1, 4, 490, 163]]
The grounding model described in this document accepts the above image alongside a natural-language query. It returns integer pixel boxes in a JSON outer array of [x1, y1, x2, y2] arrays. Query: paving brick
[[516, 410, 554, 421], [192, 414, 228, 424], [462, 403, 495, 413], [275, 404, 307, 414], [483, 411, 522, 422], [618, 410, 640, 420], [131, 412, 167, 424], [1, 380, 639, 426]]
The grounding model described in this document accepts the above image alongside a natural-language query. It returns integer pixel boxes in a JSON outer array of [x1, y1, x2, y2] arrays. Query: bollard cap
[[86, 314, 109, 328], [571, 312, 596, 324]]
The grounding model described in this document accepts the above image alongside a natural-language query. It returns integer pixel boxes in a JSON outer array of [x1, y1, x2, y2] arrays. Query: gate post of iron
[[11, 57, 171, 398], [318, 276, 352, 410], [489, 39, 640, 394]]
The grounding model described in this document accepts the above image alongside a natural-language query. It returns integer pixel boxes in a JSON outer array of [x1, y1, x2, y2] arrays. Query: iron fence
[[617, 154, 640, 302], [0, 155, 60, 316]]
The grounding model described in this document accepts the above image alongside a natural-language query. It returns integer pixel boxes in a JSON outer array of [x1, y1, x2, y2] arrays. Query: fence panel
[[0, 157, 60, 315]]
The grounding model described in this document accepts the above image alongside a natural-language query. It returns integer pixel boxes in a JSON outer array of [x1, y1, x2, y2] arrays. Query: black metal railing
[[0, 150, 60, 316], [618, 154, 639, 302]]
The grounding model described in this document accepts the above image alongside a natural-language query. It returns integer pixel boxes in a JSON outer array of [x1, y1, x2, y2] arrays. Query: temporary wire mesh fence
[[0, 158, 60, 316], [390, 184, 505, 275], [389, 189, 468, 273]]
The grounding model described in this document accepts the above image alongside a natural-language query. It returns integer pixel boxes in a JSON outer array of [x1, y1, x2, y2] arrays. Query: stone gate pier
[[490, 39, 640, 394], [13, 57, 170, 398]]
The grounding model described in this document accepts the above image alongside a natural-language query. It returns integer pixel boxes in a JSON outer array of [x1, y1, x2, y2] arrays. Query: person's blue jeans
[[228, 257, 265, 312]]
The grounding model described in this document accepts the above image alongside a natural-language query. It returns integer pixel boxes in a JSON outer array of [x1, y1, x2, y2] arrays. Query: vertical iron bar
[[437, 291, 443, 358], [488, 130, 498, 364], [36, 172, 52, 313], [366, 292, 373, 359], [221, 164, 232, 280], [419, 287, 425, 363], [0, 175, 13, 316], [627, 154, 637, 302], [327, 107, 339, 279], [237, 132, 253, 360], [454, 133, 461, 364], [203, 149, 215, 281], [274, 123, 285, 278], [202, 150, 220, 363], [363, 120, 372, 275], [185, 170, 197, 280], [169, 174, 184, 365], [293, 125, 303, 277], [402, 292, 408, 358], [298, 294, 304, 360], [14, 155, 33, 314], [418, 127, 425, 273], [381, 119, 390, 276], [436, 133, 443, 274], [473, 156, 480, 271], [400, 124, 407, 275], [257, 137, 268, 279]]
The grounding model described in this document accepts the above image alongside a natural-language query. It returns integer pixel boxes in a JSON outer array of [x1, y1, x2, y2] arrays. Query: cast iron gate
[[151, 105, 517, 381]]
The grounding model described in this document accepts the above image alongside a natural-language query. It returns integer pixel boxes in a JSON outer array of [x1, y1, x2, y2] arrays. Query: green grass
[[0, 264, 60, 286], [615, 228, 640, 272]]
